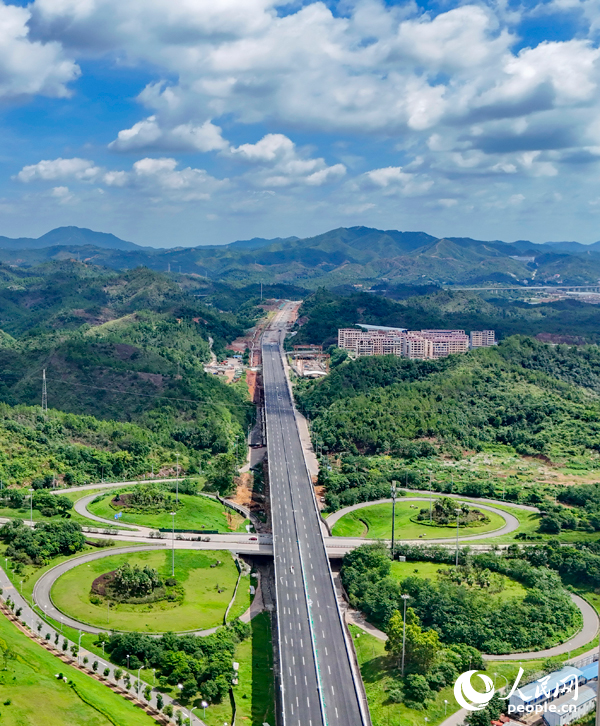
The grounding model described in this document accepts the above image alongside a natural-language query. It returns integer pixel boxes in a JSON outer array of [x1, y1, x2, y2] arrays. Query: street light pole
[[391, 481, 397, 558], [171, 512, 176, 577], [401, 593, 410, 676], [455, 508, 461, 567], [176, 454, 179, 504], [429, 472, 433, 522]]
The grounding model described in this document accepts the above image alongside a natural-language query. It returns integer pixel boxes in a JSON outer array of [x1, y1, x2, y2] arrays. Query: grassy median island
[[51, 549, 250, 632], [0, 610, 156, 726], [200, 612, 276, 726], [87, 487, 247, 532], [331, 499, 506, 539]]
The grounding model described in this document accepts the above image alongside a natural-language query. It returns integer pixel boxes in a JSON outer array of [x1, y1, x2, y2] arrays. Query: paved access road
[[263, 306, 367, 726]]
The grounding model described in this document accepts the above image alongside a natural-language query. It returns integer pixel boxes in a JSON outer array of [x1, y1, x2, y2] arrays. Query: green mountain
[[0, 262, 264, 487], [2, 225, 600, 286]]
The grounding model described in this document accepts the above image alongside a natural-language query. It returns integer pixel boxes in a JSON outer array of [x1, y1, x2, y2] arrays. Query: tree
[[156, 694, 164, 711], [403, 674, 432, 709], [144, 684, 152, 701], [180, 678, 197, 701], [385, 607, 439, 674], [385, 610, 405, 663], [103, 667, 110, 678], [92, 660, 98, 672], [114, 667, 123, 681]]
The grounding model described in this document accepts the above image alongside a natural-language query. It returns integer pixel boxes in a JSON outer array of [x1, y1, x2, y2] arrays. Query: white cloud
[[0, 1, 78, 98], [362, 166, 433, 196], [16, 155, 225, 202], [16, 157, 101, 182], [109, 116, 228, 152], [230, 133, 346, 187]]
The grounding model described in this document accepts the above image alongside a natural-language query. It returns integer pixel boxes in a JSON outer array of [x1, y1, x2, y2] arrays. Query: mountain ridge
[[1, 225, 600, 286]]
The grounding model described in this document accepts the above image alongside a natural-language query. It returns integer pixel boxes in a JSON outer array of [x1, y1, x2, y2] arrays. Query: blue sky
[[0, 0, 600, 247]]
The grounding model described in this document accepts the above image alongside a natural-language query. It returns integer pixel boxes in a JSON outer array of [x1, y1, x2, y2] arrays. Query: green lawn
[[0, 610, 156, 726], [51, 550, 244, 632], [87, 492, 247, 532], [389, 561, 528, 602], [349, 624, 553, 726], [200, 612, 276, 726], [331, 501, 506, 539]]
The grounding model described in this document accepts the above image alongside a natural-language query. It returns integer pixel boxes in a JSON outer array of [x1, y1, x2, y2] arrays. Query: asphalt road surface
[[263, 307, 367, 726]]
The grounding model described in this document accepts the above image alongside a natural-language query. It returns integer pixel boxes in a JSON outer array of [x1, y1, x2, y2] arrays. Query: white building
[[508, 667, 584, 711], [543, 684, 597, 726]]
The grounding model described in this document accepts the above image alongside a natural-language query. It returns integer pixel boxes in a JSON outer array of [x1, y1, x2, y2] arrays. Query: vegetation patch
[[342, 543, 580, 654], [52, 550, 243, 632], [413, 498, 490, 527], [88, 487, 242, 532], [331, 501, 505, 539], [0, 602, 156, 726]]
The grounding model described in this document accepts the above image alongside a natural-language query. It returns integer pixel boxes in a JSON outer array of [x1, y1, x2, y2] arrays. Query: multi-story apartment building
[[470, 330, 496, 347], [420, 329, 470, 357], [338, 326, 495, 360]]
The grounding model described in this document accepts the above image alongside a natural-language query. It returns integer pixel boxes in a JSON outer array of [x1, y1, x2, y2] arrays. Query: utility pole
[[260, 282, 263, 301], [391, 481, 397, 558], [429, 471, 433, 522], [176, 453, 179, 504], [171, 512, 176, 577], [401, 594, 410, 675], [455, 508, 461, 566], [41, 369, 47, 415]]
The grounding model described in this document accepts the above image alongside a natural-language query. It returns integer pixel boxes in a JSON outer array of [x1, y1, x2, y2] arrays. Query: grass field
[[87, 492, 247, 532], [201, 612, 276, 726], [51, 550, 244, 632], [349, 624, 550, 726], [331, 501, 506, 539], [389, 561, 529, 602], [0, 610, 156, 726]]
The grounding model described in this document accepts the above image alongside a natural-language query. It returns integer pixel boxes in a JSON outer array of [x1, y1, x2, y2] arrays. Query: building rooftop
[[579, 662, 598, 681], [517, 668, 584, 703], [356, 324, 407, 333], [550, 683, 596, 711]]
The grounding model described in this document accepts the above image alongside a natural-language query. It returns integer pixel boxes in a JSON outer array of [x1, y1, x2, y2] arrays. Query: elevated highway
[[263, 307, 368, 726]]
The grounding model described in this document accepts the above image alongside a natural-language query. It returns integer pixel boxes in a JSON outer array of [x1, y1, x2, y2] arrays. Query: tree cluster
[[341, 543, 579, 653], [103, 619, 250, 704], [110, 563, 163, 599], [0, 519, 86, 565], [297, 337, 600, 462]]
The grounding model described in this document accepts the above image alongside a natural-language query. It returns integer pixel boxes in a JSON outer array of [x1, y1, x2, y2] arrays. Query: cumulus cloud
[[361, 166, 433, 196], [16, 158, 102, 182], [16, 156, 225, 202], [0, 1, 78, 98], [109, 116, 228, 152], [229, 133, 346, 187]]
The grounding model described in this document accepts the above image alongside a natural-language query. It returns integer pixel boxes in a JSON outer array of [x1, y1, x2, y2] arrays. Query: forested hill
[[292, 288, 600, 346], [0, 262, 268, 485], [295, 337, 600, 463]]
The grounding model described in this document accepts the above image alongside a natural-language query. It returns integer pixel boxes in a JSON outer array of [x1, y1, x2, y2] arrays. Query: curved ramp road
[[263, 308, 368, 726], [32, 544, 260, 636], [327, 498, 519, 542]]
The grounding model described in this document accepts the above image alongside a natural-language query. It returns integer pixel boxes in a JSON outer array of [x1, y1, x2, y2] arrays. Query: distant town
[[338, 325, 496, 359]]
